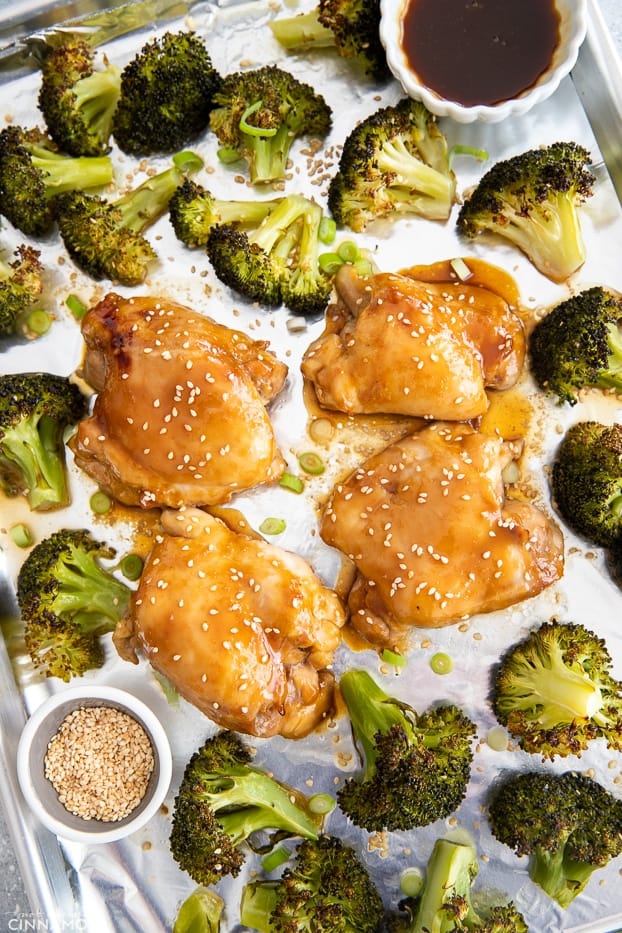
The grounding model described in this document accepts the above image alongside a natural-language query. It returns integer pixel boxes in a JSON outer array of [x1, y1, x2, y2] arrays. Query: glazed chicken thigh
[[117, 507, 346, 738], [71, 294, 287, 508], [301, 265, 525, 420], [320, 422, 564, 645]]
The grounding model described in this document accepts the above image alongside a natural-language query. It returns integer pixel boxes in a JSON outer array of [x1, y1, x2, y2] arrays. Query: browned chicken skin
[[320, 422, 564, 644], [116, 507, 346, 738], [301, 265, 526, 420], [70, 294, 287, 508]]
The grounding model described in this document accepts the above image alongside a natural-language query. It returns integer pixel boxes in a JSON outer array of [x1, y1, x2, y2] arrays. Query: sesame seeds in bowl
[[379, 0, 588, 124], [17, 685, 172, 844]]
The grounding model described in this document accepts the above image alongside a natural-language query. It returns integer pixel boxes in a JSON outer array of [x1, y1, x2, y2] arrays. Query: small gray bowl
[[17, 685, 172, 844]]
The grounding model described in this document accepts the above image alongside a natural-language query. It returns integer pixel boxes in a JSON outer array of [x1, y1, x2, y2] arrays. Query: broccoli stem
[[50, 546, 131, 631], [116, 150, 203, 235], [239, 881, 278, 933], [250, 194, 315, 256], [411, 839, 481, 933], [269, 9, 335, 50], [601, 321, 622, 391], [530, 842, 594, 909], [0, 416, 68, 510], [71, 68, 122, 139], [496, 190, 585, 282], [376, 137, 454, 203], [204, 769, 320, 843], [247, 123, 294, 185], [30, 148, 113, 197], [339, 669, 411, 769], [514, 649, 605, 727]]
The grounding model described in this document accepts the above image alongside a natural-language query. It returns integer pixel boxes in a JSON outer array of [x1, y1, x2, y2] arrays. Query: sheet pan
[[1, 0, 622, 930]]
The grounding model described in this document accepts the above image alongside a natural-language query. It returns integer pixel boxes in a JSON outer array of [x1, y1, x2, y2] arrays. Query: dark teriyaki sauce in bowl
[[401, 0, 561, 107]]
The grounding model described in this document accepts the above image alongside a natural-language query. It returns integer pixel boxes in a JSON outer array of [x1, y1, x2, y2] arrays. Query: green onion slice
[[259, 517, 286, 535]]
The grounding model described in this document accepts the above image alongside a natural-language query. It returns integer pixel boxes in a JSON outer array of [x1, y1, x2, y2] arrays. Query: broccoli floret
[[0, 245, 43, 336], [206, 193, 333, 316], [386, 838, 528, 933], [112, 31, 222, 155], [169, 730, 328, 887], [528, 286, 622, 405], [240, 834, 385, 933], [336, 669, 475, 832], [38, 38, 122, 157], [456, 141, 595, 282], [608, 540, 622, 590], [551, 420, 622, 548], [269, 0, 389, 82], [16, 527, 132, 681], [169, 178, 279, 249], [492, 619, 622, 759], [172, 885, 224, 933], [0, 125, 114, 237], [209, 64, 332, 186], [0, 372, 88, 511], [327, 97, 456, 232], [488, 770, 622, 908], [55, 149, 202, 285]]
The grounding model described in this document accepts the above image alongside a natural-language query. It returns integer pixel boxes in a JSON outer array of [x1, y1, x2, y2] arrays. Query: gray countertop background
[[1, 0, 622, 928]]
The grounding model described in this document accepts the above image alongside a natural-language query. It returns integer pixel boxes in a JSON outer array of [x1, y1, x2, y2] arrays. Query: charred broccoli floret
[[492, 619, 622, 758], [38, 38, 121, 157], [209, 64, 332, 185], [0, 372, 88, 511], [240, 834, 385, 933], [456, 141, 595, 282], [55, 149, 202, 285], [327, 97, 456, 232], [206, 193, 332, 316], [0, 125, 114, 236], [0, 245, 43, 336], [112, 31, 222, 154], [385, 838, 528, 933], [16, 528, 132, 681], [169, 178, 279, 249], [528, 286, 622, 405], [336, 669, 476, 832], [488, 770, 622, 908], [169, 731, 329, 887], [269, 0, 389, 82], [551, 420, 622, 548]]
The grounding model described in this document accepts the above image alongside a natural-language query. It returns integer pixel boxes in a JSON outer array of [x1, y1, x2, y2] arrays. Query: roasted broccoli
[[206, 192, 333, 316], [551, 420, 622, 548], [169, 178, 279, 249], [208, 64, 332, 185], [112, 31, 222, 154], [0, 125, 114, 237], [0, 372, 88, 511], [269, 0, 389, 82], [456, 141, 595, 282], [492, 619, 622, 758], [488, 770, 622, 908], [336, 669, 476, 832], [239, 834, 385, 933], [38, 38, 121, 157], [55, 149, 202, 285], [385, 838, 528, 933], [327, 97, 456, 232], [0, 244, 43, 336], [16, 528, 132, 681], [172, 885, 224, 933], [528, 286, 622, 405], [169, 730, 328, 887]]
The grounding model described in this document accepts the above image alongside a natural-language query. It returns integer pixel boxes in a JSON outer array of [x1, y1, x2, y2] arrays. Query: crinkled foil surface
[[1, 1, 622, 931]]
